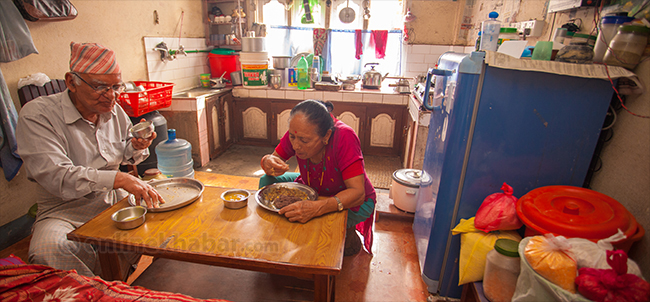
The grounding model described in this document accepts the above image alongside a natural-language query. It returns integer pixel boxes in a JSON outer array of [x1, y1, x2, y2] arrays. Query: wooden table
[[68, 186, 347, 302]]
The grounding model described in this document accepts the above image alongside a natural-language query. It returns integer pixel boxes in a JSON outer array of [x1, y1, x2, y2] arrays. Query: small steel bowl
[[112, 206, 147, 230], [130, 120, 154, 139], [221, 189, 250, 209]]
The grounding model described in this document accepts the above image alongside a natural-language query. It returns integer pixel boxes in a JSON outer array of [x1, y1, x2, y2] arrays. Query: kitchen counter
[[158, 87, 234, 168], [232, 81, 411, 105]]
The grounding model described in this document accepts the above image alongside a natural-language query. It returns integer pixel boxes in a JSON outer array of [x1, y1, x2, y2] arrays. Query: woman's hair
[[290, 100, 334, 137]]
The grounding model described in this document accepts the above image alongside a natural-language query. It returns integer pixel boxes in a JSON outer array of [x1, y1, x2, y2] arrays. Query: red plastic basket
[[118, 81, 174, 117]]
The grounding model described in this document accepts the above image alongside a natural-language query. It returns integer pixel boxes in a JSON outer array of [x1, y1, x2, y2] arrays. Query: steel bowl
[[130, 121, 154, 139], [272, 56, 292, 69], [112, 206, 147, 230], [221, 189, 250, 209]]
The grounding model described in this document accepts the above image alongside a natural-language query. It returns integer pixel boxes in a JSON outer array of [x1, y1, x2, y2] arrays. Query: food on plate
[[274, 195, 303, 209], [264, 186, 309, 209]]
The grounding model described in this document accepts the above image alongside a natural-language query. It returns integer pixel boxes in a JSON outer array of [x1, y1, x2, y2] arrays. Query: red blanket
[[0, 264, 230, 302]]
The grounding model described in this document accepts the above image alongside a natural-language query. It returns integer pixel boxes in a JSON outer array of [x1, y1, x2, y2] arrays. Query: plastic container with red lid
[[516, 186, 644, 252]]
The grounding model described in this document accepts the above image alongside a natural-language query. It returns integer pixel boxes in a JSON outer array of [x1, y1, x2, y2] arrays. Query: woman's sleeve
[[335, 125, 365, 180], [274, 130, 295, 161]]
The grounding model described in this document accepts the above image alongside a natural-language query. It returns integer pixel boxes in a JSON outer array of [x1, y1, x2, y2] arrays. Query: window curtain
[[267, 25, 402, 76]]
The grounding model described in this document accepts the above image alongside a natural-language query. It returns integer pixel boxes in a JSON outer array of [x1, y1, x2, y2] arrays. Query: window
[[262, 0, 404, 76]]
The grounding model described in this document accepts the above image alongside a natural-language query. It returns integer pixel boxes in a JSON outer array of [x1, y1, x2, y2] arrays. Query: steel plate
[[128, 177, 204, 212], [255, 183, 318, 213]]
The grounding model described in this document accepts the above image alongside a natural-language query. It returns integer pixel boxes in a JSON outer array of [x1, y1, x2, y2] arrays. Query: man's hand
[[114, 172, 165, 208], [132, 118, 156, 150]]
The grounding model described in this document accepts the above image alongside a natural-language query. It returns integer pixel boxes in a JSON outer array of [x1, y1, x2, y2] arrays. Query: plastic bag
[[451, 217, 521, 285], [576, 250, 650, 302], [524, 234, 577, 293], [474, 182, 522, 232], [569, 230, 644, 278], [512, 237, 591, 302], [17, 73, 51, 89], [0, 0, 38, 62]]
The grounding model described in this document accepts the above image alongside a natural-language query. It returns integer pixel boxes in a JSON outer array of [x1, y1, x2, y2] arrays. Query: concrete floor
[[197, 145, 298, 177]]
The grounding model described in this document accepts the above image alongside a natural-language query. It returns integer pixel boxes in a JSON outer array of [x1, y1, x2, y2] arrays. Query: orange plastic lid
[[516, 186, 638, 241]]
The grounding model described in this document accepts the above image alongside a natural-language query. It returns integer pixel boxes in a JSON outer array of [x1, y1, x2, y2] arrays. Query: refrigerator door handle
[[422, 67, 452, 111]]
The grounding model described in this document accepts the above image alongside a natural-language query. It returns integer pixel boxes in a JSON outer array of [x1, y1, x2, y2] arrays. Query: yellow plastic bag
[[524, 235, 577, 293], [452, 217, 521, 285]]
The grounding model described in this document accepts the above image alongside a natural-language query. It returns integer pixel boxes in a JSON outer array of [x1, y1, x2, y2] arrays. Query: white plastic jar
[[603, 25, 650, 69], [483, 239, 520, 302]]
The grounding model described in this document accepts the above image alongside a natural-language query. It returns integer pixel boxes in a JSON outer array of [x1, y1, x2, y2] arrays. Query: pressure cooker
[[362, 63, 388, 89]]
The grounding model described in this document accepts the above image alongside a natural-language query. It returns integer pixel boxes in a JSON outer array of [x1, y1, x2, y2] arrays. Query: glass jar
[[603, 25, 650, 69], [483, 239, 520, 302], [593, 14, 635, 63]]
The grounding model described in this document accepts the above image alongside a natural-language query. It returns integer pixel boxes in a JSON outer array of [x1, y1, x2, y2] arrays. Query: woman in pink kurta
[[260, 100, 376, 256]]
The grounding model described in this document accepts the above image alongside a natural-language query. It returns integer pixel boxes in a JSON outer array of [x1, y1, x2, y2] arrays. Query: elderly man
[[16, 42, 164, 277]]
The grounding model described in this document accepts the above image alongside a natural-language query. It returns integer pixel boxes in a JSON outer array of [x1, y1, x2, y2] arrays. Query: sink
[[172, 87, 230, 99]]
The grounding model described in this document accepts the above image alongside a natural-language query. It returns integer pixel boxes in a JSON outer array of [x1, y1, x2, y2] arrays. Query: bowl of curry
[[221, 189, 251, 209]]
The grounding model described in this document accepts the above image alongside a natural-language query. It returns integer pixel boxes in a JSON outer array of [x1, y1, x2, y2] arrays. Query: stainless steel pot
[[272, 56, 291, 69], [362, 63, 388, 89]]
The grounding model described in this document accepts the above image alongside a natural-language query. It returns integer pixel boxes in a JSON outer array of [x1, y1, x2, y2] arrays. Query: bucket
[[240, 51, 268, 88], [516, 185, 643, 253], [208, 53, 240, 81]]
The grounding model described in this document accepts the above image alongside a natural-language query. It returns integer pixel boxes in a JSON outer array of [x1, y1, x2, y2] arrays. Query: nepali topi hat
[[69, 42, 121, 74]]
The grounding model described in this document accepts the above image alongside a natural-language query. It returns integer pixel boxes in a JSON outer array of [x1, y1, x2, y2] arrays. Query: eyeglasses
[[72, 73, 126, 95]]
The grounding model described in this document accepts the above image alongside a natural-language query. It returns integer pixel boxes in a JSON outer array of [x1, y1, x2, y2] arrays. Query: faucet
[[153, 42, 174, 62]]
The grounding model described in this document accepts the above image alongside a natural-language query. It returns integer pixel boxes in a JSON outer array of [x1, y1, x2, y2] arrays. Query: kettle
[[362, 63, 388, 89]]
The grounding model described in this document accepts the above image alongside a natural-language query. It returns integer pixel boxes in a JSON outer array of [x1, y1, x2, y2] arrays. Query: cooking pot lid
[[392, 169, 430, 188], [516, 186, 638, 241]]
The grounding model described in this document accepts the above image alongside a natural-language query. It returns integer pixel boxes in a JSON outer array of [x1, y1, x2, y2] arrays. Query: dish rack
[[118, 81, 174, 117]]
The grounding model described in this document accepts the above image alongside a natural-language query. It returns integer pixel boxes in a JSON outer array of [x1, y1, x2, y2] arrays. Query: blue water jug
[[155, 129, 194, 178]]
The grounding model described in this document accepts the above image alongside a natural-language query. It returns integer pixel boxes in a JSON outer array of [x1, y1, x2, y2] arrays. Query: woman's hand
[[114, 172, 165, 208], [278, 199, 327, 223], [261, 154, 290, 176]]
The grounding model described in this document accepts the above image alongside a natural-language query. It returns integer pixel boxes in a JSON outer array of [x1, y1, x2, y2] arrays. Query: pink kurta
[[276, 119, 376, 253]]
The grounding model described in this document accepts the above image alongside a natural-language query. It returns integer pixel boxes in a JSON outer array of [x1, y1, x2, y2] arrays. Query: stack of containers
[[240, 33, 268, 88]]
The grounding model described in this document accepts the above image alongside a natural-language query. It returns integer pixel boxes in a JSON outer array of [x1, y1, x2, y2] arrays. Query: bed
[[0, 255, 230, 302]]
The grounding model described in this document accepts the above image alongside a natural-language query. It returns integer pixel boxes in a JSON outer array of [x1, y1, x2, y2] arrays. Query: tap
[[153, 42, 174, 62]]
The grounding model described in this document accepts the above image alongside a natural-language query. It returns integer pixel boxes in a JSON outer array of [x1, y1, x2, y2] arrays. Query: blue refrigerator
[[412, 51, 615, 298]]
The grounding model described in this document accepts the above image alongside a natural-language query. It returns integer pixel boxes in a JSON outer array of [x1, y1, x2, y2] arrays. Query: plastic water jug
[[155, 129, 194, 178], [480, 12, 501, 52]]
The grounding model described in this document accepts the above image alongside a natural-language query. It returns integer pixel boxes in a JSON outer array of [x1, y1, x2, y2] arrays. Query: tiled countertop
[[233, 82, 411, 106]]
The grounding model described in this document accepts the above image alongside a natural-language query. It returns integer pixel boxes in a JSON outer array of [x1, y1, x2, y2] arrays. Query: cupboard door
[[234, 98, 271, 145], [206, 96, 221, 159], [331, 103, 366, 149], [364, 105, 405, 156], [271, 100, 300, 145], [221, 93, 234, 147]]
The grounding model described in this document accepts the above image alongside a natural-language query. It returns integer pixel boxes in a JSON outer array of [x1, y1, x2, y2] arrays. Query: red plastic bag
[[575, 250, 650, 302], [474, 183, 523, 232]]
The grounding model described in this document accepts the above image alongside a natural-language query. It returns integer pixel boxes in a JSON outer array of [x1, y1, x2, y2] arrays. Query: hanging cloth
[[354, 29, 363, 60], [313, 28, 327, 56], [370, 30, 388, 59], [0, 0, 39, 181]]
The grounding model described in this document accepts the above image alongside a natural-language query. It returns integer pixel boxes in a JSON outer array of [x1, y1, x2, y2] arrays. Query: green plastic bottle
[[297, 56, 310, 90]]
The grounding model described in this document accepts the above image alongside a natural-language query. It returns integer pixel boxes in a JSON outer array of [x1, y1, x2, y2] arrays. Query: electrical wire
[[603, 64, 650, 119], [601, 104, 617, 130]]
